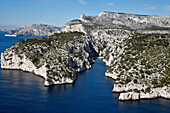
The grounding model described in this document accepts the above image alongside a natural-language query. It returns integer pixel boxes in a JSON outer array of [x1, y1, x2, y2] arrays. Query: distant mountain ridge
[[3, 12, 170, 36], [3, 24, 60, 36], [62, 11, 170, 34]]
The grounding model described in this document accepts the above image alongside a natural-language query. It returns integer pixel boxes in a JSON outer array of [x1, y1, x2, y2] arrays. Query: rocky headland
[[3, 24, 60, 36], [1, 11, 170, 100]]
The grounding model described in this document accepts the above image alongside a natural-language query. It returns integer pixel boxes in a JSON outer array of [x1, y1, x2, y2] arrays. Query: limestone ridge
[[3, 24, 60, 36], [1, 11, 170, 100], [62, 11, 170, 34]]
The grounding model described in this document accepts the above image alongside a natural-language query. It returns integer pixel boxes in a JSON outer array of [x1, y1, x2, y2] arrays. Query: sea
[[0, 31, 169, 113]]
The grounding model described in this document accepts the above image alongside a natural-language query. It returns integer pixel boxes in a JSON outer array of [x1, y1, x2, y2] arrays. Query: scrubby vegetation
[[139, 26, 170, 31], [107, 33, 170, 92], [11, 31, 96, 82]]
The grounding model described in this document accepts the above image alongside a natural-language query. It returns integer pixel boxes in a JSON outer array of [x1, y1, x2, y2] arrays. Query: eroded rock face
[[61, 11, 170, 35], [119, 92, 140, 100], [118, 87, 170, 100]]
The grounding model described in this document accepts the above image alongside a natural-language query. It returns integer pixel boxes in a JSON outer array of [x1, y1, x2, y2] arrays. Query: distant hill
[[3, 24, 60, 36]]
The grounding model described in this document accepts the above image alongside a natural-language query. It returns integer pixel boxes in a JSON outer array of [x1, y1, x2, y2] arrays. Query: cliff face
[[1, 32, 98, 86], [61, 12, 170, 34], [103, 33, 170, 100], [1, 11, 170, 100], [3, 24, 60, 36]]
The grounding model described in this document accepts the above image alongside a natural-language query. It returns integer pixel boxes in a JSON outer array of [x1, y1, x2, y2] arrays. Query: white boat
[[5, 34, 17, 37]]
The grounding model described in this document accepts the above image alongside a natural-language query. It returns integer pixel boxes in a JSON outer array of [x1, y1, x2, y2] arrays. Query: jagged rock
[[159, 86, 170, 99], [119, 92, 140, 100], [61, 11, 170, 35], [118, 87, 170, 100]]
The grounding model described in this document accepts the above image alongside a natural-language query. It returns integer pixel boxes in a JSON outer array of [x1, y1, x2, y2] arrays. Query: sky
[[0, 0, 170, 29]]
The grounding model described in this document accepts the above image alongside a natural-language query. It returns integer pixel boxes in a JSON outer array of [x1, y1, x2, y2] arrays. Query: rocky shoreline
[[1, 11, 170, 100], [113, 85, 170, 100], [1, 32, 98, 86]]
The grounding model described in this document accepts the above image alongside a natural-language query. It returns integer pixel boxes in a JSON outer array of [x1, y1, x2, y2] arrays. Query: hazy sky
[[0, 0, 170, 29]]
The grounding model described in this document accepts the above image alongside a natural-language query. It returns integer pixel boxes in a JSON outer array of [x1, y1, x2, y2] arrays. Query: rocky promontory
[[3, 24, 60, 36], [1, 32, 98, 86]]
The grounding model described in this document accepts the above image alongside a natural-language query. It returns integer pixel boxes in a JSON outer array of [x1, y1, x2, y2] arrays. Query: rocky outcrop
[[61, 20, 87, 34], [119, 92, 140, 100], [61, 11, 170, 35], [3, 24, 60, 36], [118, 87, 170, 100], [1, 51, 50, 85]]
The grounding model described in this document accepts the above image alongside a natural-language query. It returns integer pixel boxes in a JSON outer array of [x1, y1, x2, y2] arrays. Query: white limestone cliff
[[1, 50, 50, 86], [118, 87, 170, 100], [1, 48, 78, 86], [119, 92, 140, 100], [1, 33, 97, 86]]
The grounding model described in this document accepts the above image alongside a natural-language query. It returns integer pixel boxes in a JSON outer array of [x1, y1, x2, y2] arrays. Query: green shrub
[[133, 88, 140, 92], [45, 64, 50, 69], [133, 79, 138, 83], [125, 76, 131, 84], [145, 86, 151, 92], [151, 78, 158, 85]]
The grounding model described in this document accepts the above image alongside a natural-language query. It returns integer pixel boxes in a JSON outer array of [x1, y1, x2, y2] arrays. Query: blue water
[[0, 32, 170, 113]]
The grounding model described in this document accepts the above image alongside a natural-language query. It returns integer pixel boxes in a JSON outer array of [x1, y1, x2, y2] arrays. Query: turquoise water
[[0, 32, 170, 113]]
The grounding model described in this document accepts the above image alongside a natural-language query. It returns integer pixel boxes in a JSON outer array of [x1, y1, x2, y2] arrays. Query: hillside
[[3, 24, 60, 36]]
